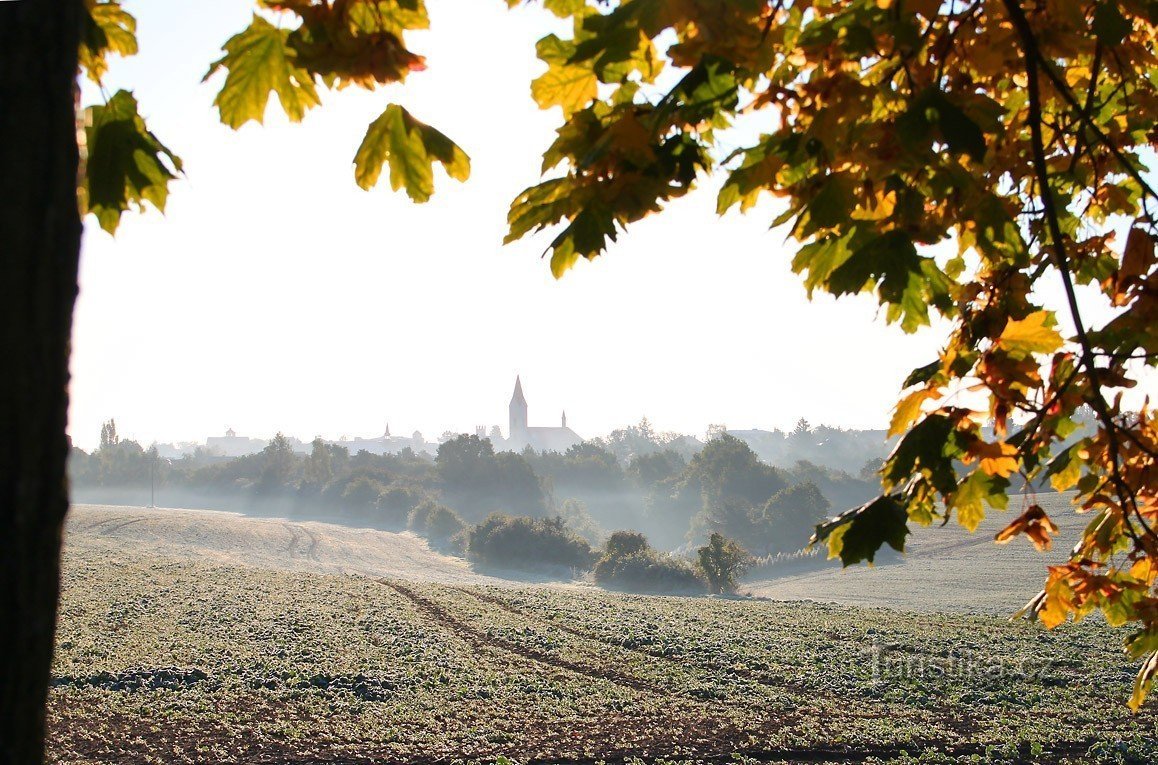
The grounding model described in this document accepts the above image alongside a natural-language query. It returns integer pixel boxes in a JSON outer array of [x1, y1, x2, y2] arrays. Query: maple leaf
[[812, 495, 910, 566], [353, 104, 470, 203], [81, 90, 183, 235], [1130, 652, 1158, 713], [951, 470, 1009, 532], [531, 35, 598, 117], [205, 15, 321, 129], [995, 311, 1065, 357], [995, 504, 1060, 552], [79, 1, 138, 84], [966, 439, 1019, 478]]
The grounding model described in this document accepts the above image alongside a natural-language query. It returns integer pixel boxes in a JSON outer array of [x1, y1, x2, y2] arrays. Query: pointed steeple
[[561, 410, 567, 428], [511, 375, 527, 406], [509, 375, 528, 441]]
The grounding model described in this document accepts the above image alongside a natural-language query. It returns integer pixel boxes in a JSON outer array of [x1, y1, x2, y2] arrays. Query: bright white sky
[[72, 0, 1145, 451]]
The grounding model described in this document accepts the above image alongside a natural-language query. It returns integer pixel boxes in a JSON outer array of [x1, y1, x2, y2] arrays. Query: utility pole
[[148, 447, 156, 509]]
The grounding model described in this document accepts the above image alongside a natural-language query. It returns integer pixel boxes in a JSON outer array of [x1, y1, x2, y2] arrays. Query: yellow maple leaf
[[996, 310, 1064, 357], [968, 439, 1019, 477], [888, 389, 933, 438]]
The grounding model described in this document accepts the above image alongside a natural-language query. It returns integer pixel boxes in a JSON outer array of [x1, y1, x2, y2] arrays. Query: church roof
[[524, 426, 582, 453]]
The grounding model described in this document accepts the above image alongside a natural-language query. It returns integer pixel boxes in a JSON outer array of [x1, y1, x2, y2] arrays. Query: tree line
[[71, 423, 861, 561]]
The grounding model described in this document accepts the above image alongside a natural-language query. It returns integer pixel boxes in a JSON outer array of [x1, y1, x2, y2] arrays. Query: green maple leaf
[[951, 470, 1009, 533], [813, 495, 910, 566], [205, 15, 321, 129], [80, 2, 138, 84], [531, 35, 598, 117], [353, 104, 470, 203], [82, 90, 183, 235]]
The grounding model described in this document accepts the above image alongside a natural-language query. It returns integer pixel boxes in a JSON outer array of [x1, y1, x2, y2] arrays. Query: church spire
[[561, 410, 567, 428], [509, 375, 528, 440], [511, 375, 526, 406]]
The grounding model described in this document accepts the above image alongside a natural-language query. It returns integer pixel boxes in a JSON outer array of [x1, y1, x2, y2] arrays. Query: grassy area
[[49, 531, 1157, 764], [748, 491, 1091, 614]]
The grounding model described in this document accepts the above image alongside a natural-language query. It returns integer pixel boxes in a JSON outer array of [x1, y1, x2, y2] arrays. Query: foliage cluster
[[592, 530, 708, 594], [465, 513, 596, 572]]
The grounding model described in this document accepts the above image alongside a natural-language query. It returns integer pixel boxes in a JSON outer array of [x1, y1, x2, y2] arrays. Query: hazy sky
[[69, 1, 1147, 451]]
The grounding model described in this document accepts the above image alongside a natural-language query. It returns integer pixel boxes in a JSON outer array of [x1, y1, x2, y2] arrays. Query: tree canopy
[[76, 0, 1158, 709]]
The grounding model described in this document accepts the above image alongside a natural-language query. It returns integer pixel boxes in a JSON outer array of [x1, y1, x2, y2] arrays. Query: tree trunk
[[0, 2, 83, 764]]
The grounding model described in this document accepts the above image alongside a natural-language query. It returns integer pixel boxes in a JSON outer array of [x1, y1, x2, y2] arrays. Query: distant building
[[500, 376, 582, 453], [205, 427, 267, 457], [327, 424, 431, 456]]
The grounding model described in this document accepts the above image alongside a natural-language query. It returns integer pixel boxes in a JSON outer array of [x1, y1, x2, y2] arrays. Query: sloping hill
[[746, 491, 1087, 614], [68, 494, 1092, 616], [65, 503, 514, 587]]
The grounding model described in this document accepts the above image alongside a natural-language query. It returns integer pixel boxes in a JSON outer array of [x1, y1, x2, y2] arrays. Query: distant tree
[[697, 534, 752, 595], [256, 433, 297, 491], [627, 449, 686, 490], [598, 418, 668, 462], [790, 418, 812, 439], [749, 482, 832, 556], [303, 437, 333, 487], [859, 458, 886, 482], [436, 434, 495, 489], [491, 451, 548, 518], [556, 498, 603, 547], [704, 423, 728, 442], [683, 434, 788, 510], [98, 419, 119, 451], [437, 434, 546, 520]]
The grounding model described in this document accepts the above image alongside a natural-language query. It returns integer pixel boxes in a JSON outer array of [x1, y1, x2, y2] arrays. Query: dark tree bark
[[0, 2, 83, 764]]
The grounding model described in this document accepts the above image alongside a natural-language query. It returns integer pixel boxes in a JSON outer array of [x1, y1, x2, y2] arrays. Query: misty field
[[49, 504, 1157, 764]]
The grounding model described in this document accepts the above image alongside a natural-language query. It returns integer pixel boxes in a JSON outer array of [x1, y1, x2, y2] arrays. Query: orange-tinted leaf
[[995, 504, 1060, 551]]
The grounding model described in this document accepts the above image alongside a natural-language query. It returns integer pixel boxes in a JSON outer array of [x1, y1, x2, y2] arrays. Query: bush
[[603, 529, 649, 558], [696, 533, 752, 594], [593, 532, 705, 594], [466, 513, 595, 572], [407, 499, 466, 550], [338, 475, 388, 518], [376, 483, 426, 528]]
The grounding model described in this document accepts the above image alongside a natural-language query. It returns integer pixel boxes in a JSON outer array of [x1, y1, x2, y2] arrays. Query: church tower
[[509, 376, 528, 441]]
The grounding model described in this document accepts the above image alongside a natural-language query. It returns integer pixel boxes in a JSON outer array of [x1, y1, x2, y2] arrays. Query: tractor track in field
[[451, 586, 990, 739], [455, 586, 846, 693], [376, 578, 676, 697], [282, 523, 320, 563], [86, 517, 145, 536]]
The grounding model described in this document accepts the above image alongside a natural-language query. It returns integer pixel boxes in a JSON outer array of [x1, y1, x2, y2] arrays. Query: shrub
[[376, 483, 426, 528], [593, 532, 705, 594], [338, 475, 388, 518], [466, 513, 595, 572], [603, 530, 650, 558], [696, 533, 752, 594], [407, 499, 466, 550]]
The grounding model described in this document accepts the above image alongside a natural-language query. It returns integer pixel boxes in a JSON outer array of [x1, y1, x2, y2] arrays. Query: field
[[48, 502, 1157, 764], [747, 492, 1090, 614]]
